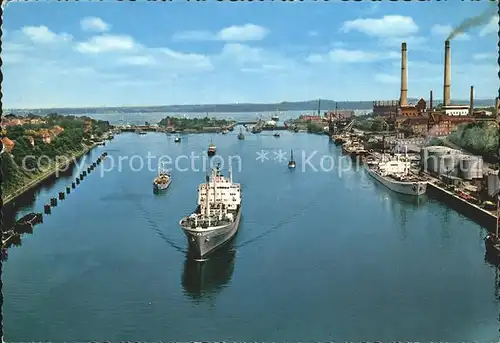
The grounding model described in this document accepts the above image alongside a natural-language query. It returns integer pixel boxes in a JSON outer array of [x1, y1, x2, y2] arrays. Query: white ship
[[179, 165, 242, 258], [367, 154, 427, 196]]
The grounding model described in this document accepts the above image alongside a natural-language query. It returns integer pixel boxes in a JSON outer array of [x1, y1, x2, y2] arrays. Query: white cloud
[[472, 53, 496, 61], [80, 17, 110, 32], [307, 48, 399, 64], [21, 25, 72, 44], [173, 23, 269, 42], [2, 53, 26, 64], [219, 43, 264, 64], [479, 15, 499, 36], [217, 24, 268, 41], [308, 31, 318, 37], [160, 48, 213, 70], [374, 73, 399, 84], [341, 15, 418, 37], [431, 24, 470, 41], [75, 34, 138, 53]]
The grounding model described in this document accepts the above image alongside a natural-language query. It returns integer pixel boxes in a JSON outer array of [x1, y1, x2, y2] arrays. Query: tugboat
[[207, 141, 216, 156], [174, 136, 181, 143], [179, 165, 242, 258], [288, 149, 296, 169], [237, 128, 245, 140], [153, 161, 172, 193]]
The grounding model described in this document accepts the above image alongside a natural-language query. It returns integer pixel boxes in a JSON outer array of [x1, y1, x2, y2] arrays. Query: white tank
[[487, 172, 500, 197], [459, 155, 483, 180], [438, 154, 460, 176], [421, 146, 460, 174]]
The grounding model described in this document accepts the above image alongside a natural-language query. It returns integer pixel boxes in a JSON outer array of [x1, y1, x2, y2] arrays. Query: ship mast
[[205, 174, 210, 223]]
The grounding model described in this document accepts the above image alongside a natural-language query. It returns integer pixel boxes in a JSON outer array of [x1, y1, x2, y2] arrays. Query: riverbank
[[3, 142, 97, 206]]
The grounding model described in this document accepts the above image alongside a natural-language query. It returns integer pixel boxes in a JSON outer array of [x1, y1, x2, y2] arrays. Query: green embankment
[[1, 113, 110, 199], [448, 121, 499, 164], [159, 116, 234, 131]]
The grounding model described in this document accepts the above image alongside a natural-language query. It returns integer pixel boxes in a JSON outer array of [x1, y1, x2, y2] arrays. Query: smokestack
[[400, 42, 408, 107], [429, 89, 433, 113], [443, 40, 451, 107], [469, 86, 474, 116]]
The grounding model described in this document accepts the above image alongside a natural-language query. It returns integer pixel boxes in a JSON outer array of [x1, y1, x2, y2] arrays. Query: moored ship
[[367, 154, 427, 196], [153, 161, 172, 192], [179, 165, 242, 258], [237, 128, 245, 140]]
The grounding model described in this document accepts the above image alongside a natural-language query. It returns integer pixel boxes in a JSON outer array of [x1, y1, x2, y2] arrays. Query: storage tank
[[438, 154, 460, 176], [421, 146, 459, 174], [459, 155, 483, 180], [487, 172, 500, 197]]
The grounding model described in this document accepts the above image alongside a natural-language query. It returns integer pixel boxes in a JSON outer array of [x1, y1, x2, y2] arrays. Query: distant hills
[[5, 98, 496, 115]]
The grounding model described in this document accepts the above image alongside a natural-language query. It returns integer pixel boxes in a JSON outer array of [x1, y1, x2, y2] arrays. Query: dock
[[427, 182, 496, 229]]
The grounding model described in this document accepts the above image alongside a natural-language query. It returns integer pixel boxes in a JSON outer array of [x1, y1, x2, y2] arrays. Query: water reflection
[[181, 247, 236, 302]]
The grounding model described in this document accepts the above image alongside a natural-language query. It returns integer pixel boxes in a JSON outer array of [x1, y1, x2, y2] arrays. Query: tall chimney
[[429, 89, 433, 113], [443, 40, 451, 107], [400, 42, 408, 107], [469, 86, 474, 116]]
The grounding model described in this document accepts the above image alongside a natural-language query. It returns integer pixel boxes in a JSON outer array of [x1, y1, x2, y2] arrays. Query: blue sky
[[2, 1, 498, 108]]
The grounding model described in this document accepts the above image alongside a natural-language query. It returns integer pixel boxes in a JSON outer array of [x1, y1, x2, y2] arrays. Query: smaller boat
[[153, 162, 172, 193], [288, 149, 296, 169], [222, 129, 229, 135], [207, 142, 216, 156], [237, 128, 245, 140], [272, 110, 279, 121], [174, 136, 181, 143], [273, 133, 280, 138]]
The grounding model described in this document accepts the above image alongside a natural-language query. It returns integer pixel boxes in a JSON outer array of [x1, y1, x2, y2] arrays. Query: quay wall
[[427, 183, 496, 230]]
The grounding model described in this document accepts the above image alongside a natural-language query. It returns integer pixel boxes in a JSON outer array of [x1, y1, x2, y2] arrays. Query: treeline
[[448, 121, 499, 164], [158, 116, 233, 130], [1, 113, 110, 194]]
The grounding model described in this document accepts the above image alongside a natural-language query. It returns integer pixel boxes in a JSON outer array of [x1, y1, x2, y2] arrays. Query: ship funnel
[[400, 42, 408, 107], [443, 40, 451, 106]]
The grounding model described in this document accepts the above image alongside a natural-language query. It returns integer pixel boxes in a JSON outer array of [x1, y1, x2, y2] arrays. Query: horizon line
[[4, 97, 496, 111]]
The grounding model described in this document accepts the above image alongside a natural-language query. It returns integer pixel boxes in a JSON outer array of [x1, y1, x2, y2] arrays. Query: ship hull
[[207, 150, 216, 157], [181, 207, 242, 258], [367, 168, 427, 196], [153, 179, 171, 192]]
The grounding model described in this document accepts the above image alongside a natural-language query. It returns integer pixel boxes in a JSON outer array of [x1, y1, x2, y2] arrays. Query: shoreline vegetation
[[1, 113, 110, 203], [158, 116, 236, 132]]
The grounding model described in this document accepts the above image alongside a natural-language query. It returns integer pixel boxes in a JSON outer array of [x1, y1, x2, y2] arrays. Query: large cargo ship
[[367, 154, 427, 196], [179, 165, 242, 258]]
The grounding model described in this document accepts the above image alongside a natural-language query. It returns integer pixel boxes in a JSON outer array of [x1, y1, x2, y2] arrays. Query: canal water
[[3, 130, 500, 341]]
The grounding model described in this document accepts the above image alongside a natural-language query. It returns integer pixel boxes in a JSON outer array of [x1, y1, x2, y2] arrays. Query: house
[[27, 136, 35, 147], [39, 129, 52, 144], [428, 113, 475, 136], [399, 116, 429, 136], [2, 137, 15, 153], [300, 115, 322, 122]]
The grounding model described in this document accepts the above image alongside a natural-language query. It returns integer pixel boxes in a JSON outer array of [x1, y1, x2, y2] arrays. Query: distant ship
[[174, 136, 181, 143], [179, 165, 242, 258], [366, 154, 427, 196], [136, 129, 147, 135], [237, 128, 245, 140], [207, 142, 216, 156], [222, 129, 229, 134], [273, 133, 280, 138], [153, 162, 171, 193], [272, 110, 279, 121], [288, 149, 296, 169]]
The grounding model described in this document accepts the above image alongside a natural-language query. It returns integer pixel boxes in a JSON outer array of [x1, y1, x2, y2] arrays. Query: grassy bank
[[3, 143, 96, 205]]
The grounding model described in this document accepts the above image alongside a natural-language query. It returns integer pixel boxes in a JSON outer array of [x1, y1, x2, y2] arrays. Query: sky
[[2, 1, 499, 109]]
